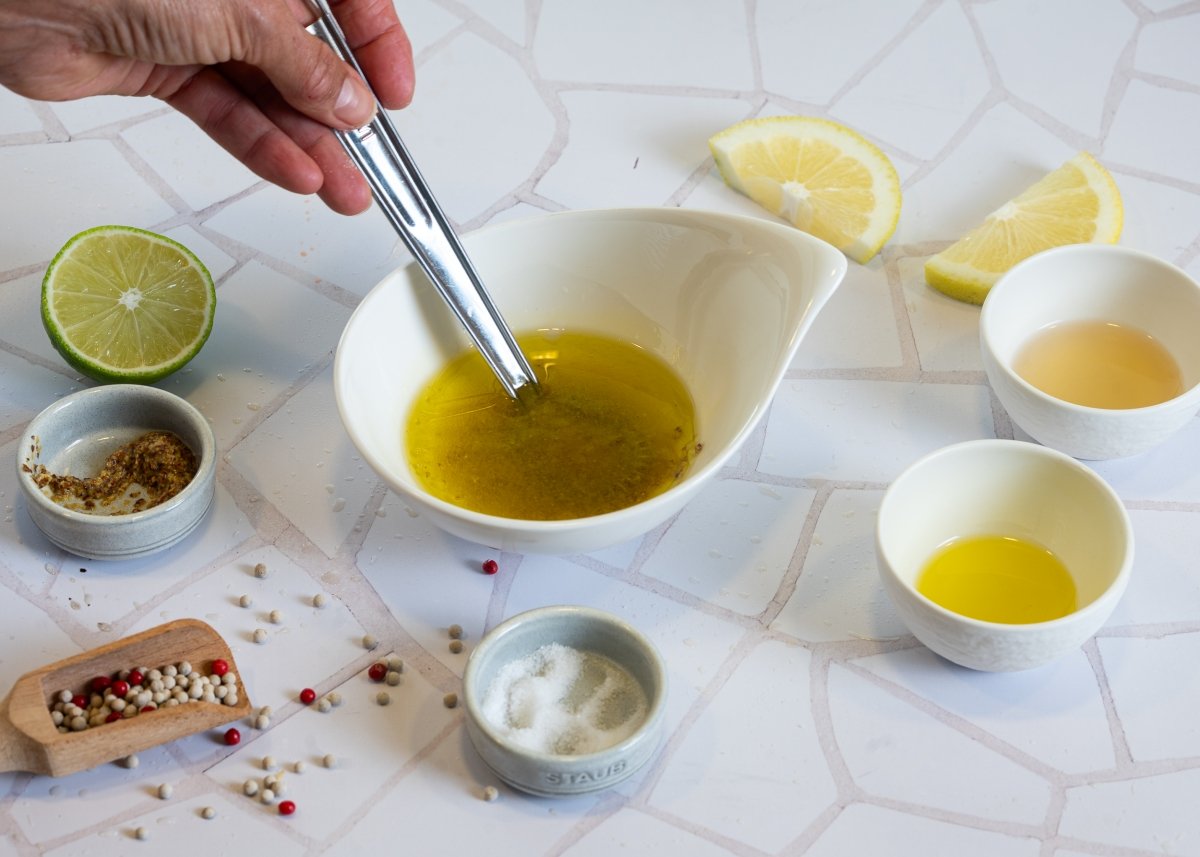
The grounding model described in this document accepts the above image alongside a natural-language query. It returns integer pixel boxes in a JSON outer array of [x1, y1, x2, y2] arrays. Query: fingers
[[325, 0, 415, 109], [164, 62, 373, 214], [232, 0, 378, 130]]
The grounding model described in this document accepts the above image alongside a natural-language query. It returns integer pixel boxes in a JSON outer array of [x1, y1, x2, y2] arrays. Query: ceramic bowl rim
[[17, 385, 216, 529], [980, 244, 1200, 416], [876, 438, 1135, 632], [462, 604, 668, 765]]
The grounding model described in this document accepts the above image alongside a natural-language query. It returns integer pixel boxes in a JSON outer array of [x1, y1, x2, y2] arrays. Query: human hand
[[0, 0, 414, 214]]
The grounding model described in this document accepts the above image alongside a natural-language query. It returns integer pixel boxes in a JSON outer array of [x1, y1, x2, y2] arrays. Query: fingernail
[[334, 77, 375, 127]]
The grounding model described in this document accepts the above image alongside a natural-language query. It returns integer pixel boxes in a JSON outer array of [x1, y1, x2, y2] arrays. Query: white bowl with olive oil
[[335, 207, 846, 554], [981, 243, 1200, 460], [876, 439, 1133, 672]]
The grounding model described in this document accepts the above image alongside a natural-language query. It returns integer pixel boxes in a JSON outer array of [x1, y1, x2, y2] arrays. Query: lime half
[[41, 226, 216, 383]]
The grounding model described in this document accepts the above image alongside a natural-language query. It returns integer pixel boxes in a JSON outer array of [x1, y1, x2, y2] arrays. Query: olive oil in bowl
[[406, 331, 698, 520], [917, 534, 1077, 625]]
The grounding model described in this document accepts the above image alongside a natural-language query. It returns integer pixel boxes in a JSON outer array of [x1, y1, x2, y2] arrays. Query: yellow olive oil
[[1013, 319, 1184, 409], [405, 330, 698, 520], [917, 535, 1077, 624]]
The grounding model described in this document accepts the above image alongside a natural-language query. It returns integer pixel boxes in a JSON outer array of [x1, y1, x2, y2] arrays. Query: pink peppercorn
[[367, 663, 387, 682], [106, 711, 122, 723], [299, 688, 316, 705], [91, 675, 112, 693], [128, 669, 144, 686], [211, 659, 230, 677], [72, 694, 87, 709], [278, 800, 296, 816], [482, 559, 499, 575], [111, 679, 130, 698], [224, 727, 241, 746]]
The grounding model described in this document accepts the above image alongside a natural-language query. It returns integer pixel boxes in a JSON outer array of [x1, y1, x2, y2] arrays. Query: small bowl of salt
[[462, 605, 667, 798]]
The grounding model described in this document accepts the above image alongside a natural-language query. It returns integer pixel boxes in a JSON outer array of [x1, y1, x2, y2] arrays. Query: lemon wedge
[[42, 226, 216, 383], [709, 116, 902, 263], [925, 152, 1123, 305]]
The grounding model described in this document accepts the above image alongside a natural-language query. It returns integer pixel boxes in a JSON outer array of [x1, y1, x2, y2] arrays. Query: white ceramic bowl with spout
[[335, 207, 846, 554]]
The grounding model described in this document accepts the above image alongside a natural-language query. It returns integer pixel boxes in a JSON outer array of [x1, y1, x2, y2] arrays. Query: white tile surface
[[0, 140, 176, 271], [828, 664, 1052, 824], [647, 641, 837, 853], [759, 380, 994, 482], [1097, 633, 1200, 761], [1, 2, 1197, 853], [536, 91, 746, 210], [806, 803, 1041, 857], [120, 111, 259, 212], [1059, 768, 1200, 853], [639, 477, 815, 616], [852, 648, 1116, 775], [1106, 80, 1200, 182], [757, 0, 926, 105], [832, 3, 990, 159], [772, 489, 908, 644], [975, 0, 1136, 138], [533, 0, 754, 89], [1135, 13, 1200, 85]]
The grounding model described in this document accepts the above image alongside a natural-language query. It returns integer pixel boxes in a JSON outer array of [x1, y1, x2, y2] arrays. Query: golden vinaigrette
[[1013, 319, 1184, 409], [405, 330, 698, 520], [917, 535, 1077, 624]]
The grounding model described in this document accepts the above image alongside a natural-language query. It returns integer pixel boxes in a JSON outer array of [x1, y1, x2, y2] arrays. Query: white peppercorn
[[201, 806, 217, 820], [482, 785, 499, 802], [362, 634, 378, 650], [254, 562, 269, 578], [312, 593, 327, 609], [239, 594, 253, 608], [268, 609, 283, 625], [243, 779, 259, 797], [376, 691, 390, 706], [386, 656, 403, 673], [322, 753, 337, 768], [135, 826, 150, 841], [443, 692, 458, 709], [260, 788, 276, 805], [385, 671, 401, 686], [448, 624, 463, 639], [253, 628, 268, 644], [157, 783, 173, 800], [262, 755, 277, 770]]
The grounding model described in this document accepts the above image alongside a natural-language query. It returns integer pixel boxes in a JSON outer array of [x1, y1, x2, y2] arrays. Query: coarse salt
[[479, 643, 648, 756]]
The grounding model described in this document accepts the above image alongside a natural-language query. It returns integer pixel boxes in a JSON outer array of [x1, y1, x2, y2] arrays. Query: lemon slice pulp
[[925, 152, 1123, 305], [709, 115, 902, 263], [41, 226, 216, 383]]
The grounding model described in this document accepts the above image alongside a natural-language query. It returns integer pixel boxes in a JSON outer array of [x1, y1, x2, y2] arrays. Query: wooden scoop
[[0, 618, 250, 777]]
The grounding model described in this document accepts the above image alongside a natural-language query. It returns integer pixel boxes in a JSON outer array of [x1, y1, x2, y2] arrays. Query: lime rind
[[41, 225, 216, 384]]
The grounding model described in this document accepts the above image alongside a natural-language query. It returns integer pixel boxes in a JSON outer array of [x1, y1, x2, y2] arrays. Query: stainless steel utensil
[[307, 0, 538, 398]]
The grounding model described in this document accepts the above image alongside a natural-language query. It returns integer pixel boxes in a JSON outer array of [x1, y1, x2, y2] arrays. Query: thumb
[[235, 0, 376, 129]]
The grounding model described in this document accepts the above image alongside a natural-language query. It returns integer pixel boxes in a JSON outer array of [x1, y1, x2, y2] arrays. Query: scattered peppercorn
[[443, 692, 458, 709], [385, 671, 401, 686], [449, 640, 464, 654], [300, 688, 316, 705], [482, 559, 499, 575], [376, 691, 390, 706], [362, 634, 378, 650], [224, 727, 241, 746], [448, 624, 463, 639], [312, 593, 327, 609], [212, 659, 230, 677], [253, 628, 268, 644], [482, 785, 499, 802], [254, 562, 269, 578], [201, 806, 217, 820], [322, 753, 337, 768], [239, 594, 253, 608], [279, 800, 296, 816], [367, 663, 387, 682]]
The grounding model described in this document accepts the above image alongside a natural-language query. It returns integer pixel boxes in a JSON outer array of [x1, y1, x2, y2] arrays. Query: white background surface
[[2, 1, 1199, 854]]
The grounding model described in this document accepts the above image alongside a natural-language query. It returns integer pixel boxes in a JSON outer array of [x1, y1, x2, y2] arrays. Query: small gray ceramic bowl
[[463, 605, 667, 798], [17, 385, 216, 560]]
